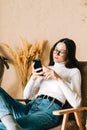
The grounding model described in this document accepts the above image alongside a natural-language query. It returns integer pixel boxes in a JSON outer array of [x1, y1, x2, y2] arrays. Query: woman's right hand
[[32, 63, 44, 80]]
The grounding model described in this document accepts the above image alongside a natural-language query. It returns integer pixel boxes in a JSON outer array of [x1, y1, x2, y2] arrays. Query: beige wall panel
[[0, 0, 87, 97]]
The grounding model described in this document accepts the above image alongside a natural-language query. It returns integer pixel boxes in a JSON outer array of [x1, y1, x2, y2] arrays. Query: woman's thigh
[[17, 98, 62, 130]]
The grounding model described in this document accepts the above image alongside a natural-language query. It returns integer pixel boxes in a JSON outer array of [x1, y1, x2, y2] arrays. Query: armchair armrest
[[53, 106, 87, 115], [53, 107, 87, 130]]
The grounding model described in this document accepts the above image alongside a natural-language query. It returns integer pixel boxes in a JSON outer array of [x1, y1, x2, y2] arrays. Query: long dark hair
[[0, 56, 9, 79], [49, 38, 79, 68]]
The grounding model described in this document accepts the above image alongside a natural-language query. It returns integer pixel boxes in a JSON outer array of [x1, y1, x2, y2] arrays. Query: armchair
[[18, 61, 87, 130], [51, 61, 87, 130]]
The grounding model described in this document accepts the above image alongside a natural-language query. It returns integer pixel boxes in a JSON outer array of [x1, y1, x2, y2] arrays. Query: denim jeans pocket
[[36, 98, 57, 110]]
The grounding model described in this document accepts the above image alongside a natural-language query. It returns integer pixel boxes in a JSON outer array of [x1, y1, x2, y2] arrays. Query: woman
[[0, 38, 81, 130]]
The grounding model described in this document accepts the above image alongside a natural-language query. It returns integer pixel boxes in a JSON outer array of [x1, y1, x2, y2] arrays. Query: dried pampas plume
[[0, 39, 50, 88]]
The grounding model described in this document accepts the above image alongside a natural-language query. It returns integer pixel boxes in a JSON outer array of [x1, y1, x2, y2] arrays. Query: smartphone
[[32, 59, 43, 73]]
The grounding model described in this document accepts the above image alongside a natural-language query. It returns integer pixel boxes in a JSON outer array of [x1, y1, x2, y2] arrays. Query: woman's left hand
[[43, 66, 62, 80]]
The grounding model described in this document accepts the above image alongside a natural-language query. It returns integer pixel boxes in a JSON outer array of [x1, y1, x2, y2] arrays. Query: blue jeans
[[0, 88, 62, 130]]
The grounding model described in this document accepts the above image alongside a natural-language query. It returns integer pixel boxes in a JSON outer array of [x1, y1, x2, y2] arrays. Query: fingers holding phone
[[32, 59, 44, 80]]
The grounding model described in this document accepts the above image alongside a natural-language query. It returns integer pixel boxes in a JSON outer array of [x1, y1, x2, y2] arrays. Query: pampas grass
[[0, 39, 50, 89]]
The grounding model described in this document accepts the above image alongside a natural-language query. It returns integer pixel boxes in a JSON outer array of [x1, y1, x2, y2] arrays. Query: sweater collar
[[54, 62, 65, 68]]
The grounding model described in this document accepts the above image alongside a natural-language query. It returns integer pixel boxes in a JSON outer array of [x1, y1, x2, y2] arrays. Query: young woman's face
[[53, 42, 67, 63]]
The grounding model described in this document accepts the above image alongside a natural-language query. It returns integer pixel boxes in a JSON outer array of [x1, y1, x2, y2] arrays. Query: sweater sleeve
[[23, 76, 35, 99], [23, 76, 42, 99], [58, 68, 81, 108]]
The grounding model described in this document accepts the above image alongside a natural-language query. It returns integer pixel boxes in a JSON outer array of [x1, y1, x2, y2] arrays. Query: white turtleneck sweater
[[24, 62, 81, 108]]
